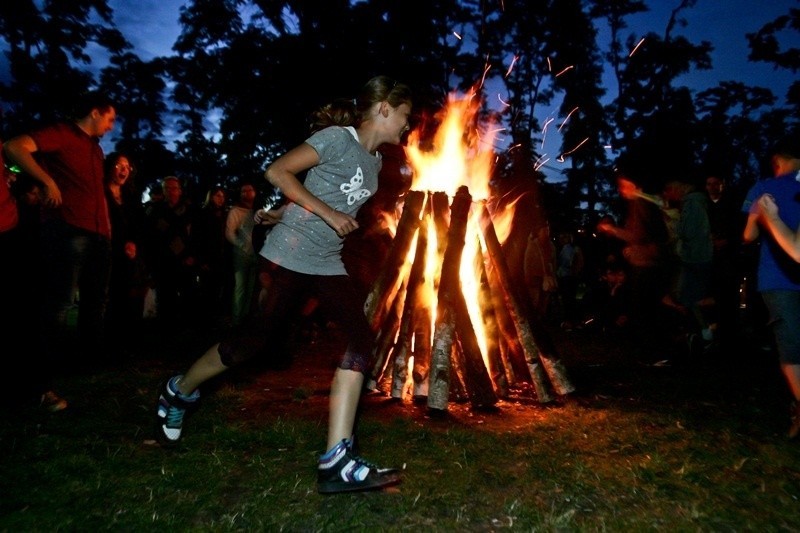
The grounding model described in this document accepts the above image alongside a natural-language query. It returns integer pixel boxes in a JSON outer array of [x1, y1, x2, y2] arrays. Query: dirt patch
[[226, 328, 575, 434]]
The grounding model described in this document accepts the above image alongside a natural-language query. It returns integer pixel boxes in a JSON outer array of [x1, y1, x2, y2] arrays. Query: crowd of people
[[512, 140, 800, 442], [534, 171, 749, 363], [1, 82, 799, 494], [0, 93, 282, 413]]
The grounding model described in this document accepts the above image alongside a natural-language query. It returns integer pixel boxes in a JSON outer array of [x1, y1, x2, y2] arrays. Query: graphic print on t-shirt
[[341, 166, 371, 205]]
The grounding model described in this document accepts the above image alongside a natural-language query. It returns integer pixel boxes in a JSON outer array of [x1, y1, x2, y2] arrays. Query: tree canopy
[[0, 0, 797, 225]]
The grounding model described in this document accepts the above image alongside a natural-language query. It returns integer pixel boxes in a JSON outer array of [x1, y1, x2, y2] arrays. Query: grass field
[[2, 321, 799, 531]]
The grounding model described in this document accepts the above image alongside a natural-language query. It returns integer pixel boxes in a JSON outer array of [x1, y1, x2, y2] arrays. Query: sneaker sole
[[317, 473, 401, 494]]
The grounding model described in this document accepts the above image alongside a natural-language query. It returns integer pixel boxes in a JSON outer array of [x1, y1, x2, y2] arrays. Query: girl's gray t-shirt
[[261, 126, 381, 275]]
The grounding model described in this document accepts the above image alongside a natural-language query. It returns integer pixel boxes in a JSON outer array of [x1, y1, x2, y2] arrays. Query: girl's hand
[[323, 209, 359, 237]]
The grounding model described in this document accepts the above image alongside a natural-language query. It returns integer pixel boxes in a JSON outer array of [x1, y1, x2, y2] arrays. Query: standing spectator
[[705, 174, 745, 350], [153, 75, 411, 494], [4, 92, 117, 409], [555, 230, 584, 330], [225, 180, 258, 326], [663, 178, 715, 355], [143, 175, 198, 332], [104, 152, 148, 350], [194, 185, 230, 330], [523, 218, 558, 322], [742, 137, 800, 439]]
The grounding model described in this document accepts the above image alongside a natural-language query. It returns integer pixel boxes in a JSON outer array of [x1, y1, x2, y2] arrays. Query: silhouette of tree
[[549, 0, 611, 227], [1, 0, 797, 230], [0, 0, 128, 134]]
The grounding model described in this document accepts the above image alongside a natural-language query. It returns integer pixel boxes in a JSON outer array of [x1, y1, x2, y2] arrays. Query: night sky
[[99, 0, 799, 179], [110, 0, 799, 100]]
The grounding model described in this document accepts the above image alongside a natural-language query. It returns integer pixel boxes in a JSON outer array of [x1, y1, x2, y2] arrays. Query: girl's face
[[383, 102, 412, 145], [211, 190, 225, 207], [113, 157, 132, 185]]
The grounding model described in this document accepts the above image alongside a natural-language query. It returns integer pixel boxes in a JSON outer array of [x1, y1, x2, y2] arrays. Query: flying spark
[[629, 37, 645, 57], [559, 107, 579, 131], [505, 55, 519, 78], [541, 117, 555, 149], [557, 137, 589, 162], [555, 65, 574, 77], [534, 155, 550, 171], [479, 58, 491, 88]]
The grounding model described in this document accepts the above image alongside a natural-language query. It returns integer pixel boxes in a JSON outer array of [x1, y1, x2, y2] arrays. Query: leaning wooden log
[[428, 304, 456, 410], [429, 191, 450, 292], [367, 280, 406, 391], [413, 191, 448, 400], [529, 319, 576, 396], [390, 331, 411, 398], [477, 203, 555, 403], [408, 210, 433, 399], [449, 339, 469, 402], [364, 190, 425, 330], [411, 311, 432, 399], [472, 237, 510, 397], [428, 186, 473, 411], [453, 287, 498, 409], [484, 255, 532, 386]]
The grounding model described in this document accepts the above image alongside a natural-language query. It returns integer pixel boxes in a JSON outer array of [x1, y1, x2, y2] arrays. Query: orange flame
[[400, 91, 501, 374], [406, 92, 496, 201]]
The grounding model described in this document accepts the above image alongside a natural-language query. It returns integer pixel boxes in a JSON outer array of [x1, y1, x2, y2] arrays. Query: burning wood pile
[[363, 95, 574, 412]]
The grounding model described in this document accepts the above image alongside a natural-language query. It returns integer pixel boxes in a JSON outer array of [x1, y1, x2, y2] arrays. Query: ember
[[365, 92, 574, 411]]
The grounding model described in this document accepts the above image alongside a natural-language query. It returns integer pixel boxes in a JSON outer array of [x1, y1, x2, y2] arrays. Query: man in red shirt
[[4, 92, 117, 411]]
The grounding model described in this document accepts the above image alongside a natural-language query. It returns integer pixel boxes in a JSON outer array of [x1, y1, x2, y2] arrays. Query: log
[[390, 197, 436, 398], [364, 190, 425, 330], [449, 339, 469, 402], [390, 332, 411, 398], [478, 203, 554, 403], [484, 253, 531, 385], [428, 186, 473, 411], [414, 191, 448, 399], [430, 191, 450, 293], [453, 287, 498, 408], [472, 237, 510, 397], [411, 313, 432, 399], [366, 278, 406, 391], [428, 304, 456, 410], [409, 207, 434, 399], [482, 201, 575, 396]]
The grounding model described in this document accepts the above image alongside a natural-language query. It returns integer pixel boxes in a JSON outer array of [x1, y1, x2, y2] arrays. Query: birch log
[[472, 238, 510, 397], [478, 203, 554, 403], [428, 186, 472, 411], [364, 190, 425, 330]]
